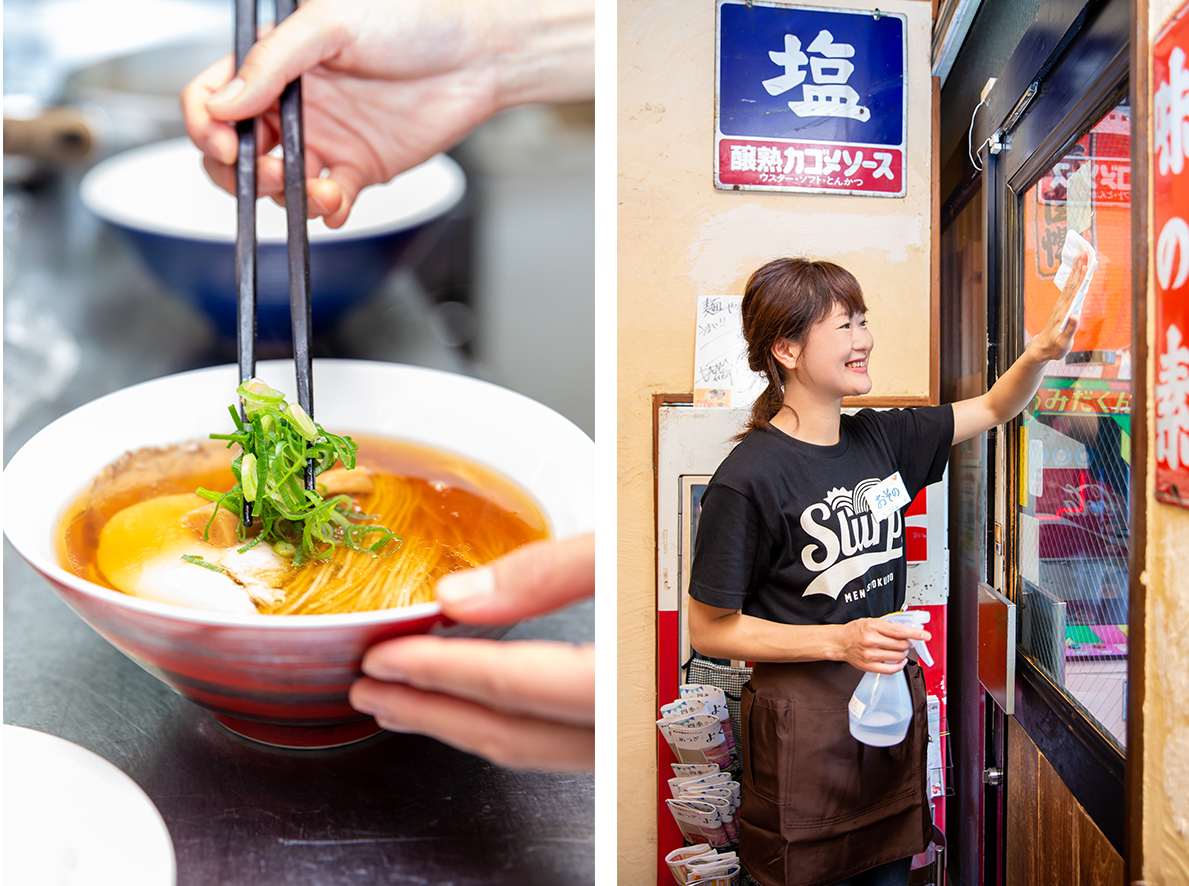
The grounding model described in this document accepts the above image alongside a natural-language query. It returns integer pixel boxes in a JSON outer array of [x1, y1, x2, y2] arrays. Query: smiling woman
[[734, 258, 872, 443], [685, 254, 1087, 886]]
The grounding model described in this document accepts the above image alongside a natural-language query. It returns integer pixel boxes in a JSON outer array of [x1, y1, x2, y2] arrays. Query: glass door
[[1015, 103, 1132, 751], [970, 0, 1132, 878]]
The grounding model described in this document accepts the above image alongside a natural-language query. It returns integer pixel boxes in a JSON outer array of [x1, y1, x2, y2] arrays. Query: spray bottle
[[848, 609, 933, 747]]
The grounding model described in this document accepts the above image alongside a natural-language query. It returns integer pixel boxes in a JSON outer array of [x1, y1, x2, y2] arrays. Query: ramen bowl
[[79, 139, 466, 341], [4, 360, 592, 748]]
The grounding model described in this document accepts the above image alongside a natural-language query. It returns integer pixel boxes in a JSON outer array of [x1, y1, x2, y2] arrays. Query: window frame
[[982, 0, 1132, 854]]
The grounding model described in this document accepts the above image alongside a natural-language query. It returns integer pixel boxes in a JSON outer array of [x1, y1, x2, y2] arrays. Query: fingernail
[[350, 686, 377, 715], [208, 77, 245, 105], [375, 715, 414, 734], [436, 566, 495, 604], [363, 660, 407, 683]]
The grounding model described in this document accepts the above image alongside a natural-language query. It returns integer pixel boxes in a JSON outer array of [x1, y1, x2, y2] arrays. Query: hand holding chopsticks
[[182, 0, 594, 227]]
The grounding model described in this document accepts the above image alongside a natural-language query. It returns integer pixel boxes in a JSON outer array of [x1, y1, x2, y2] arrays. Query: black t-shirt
[[689, 405, 954, 626]]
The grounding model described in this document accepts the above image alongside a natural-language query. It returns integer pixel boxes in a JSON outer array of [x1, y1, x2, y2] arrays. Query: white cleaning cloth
[[1054, 229, 1098, 327]]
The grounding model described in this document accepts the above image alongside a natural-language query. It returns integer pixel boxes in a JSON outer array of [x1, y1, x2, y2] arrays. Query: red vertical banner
[[1154, 4, 1189, 505]]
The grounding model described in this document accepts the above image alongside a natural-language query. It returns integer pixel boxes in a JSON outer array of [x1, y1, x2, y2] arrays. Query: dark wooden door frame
[[966, 0, 1139, 877]]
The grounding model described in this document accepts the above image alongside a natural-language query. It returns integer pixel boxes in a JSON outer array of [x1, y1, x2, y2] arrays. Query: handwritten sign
[[693, 296, 765, 408]]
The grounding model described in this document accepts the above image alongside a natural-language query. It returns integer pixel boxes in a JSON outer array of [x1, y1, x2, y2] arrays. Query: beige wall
[[1145, 0, 1189, 880], [617, 1, 935, 877]]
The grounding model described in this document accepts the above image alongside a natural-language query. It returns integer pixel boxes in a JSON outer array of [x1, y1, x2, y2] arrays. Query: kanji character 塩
[[765, 28, 870, 122], [806, 30, 855, 83], [763, 34, 808, 96], [790, 84, 870, 121]]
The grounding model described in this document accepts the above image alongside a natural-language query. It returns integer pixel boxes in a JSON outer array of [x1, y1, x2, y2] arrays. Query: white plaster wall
[[618, 0, 935, 878]]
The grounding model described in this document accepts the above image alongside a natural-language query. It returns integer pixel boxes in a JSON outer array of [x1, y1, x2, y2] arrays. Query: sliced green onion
[[236, 536, 264, 554], [181, 554, 229, 574], [201, 381, 397, 565], [241, 452, 258, 502], [288, 402, 318, 442]]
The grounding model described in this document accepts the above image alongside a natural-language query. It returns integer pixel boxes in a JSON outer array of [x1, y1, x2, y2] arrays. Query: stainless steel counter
[[3, 172, 594, 885]]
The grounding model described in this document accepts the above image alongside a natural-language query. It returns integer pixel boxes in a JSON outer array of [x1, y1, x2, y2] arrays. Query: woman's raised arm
[[951, 253, 1089, 446]]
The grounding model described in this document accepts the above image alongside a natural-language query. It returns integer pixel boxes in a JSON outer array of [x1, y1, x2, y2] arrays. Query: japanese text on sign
[[1033, 384, 1131, 417], [763, 30, 870, 121], [1154, 6, 1189, 505], [1157, 323, 1189, 471], [715, 1, 906, 196]]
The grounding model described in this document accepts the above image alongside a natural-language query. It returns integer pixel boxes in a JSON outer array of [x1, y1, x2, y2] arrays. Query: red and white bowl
[[4, 360, 594, 748]]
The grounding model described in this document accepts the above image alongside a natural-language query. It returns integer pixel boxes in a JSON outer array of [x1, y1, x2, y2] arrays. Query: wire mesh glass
[[1017, 99, 1131, 750]]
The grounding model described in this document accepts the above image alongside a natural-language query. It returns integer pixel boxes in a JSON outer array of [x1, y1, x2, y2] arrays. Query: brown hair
[[737, 258, 868, 438]]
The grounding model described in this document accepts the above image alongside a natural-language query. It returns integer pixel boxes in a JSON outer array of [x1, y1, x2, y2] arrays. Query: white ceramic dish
[[3, 725, 176, 886]]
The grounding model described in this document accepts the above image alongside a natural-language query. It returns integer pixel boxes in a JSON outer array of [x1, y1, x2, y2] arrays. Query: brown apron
[[738, 658, 932, 886]]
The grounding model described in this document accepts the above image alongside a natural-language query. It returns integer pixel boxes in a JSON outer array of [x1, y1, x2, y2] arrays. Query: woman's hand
[[1028, 252, 1089, 362], [952, 251, 1092, 445], [181, 0, 593, 228], [836, 617, 931, 674], [349, 533, 594, 771]]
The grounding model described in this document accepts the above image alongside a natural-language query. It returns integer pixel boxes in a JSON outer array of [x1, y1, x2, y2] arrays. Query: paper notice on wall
[[693, 296, 765, 408]]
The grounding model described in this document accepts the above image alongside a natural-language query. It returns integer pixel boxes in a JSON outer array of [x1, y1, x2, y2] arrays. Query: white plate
[[3, 725, 176, 886]]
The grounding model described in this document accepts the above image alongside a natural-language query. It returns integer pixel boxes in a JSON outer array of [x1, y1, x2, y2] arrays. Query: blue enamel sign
[[716, 1, 907, 196]]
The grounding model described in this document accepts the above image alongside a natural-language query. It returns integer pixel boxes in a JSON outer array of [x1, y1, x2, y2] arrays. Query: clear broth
[[56, 434, 549, 614]]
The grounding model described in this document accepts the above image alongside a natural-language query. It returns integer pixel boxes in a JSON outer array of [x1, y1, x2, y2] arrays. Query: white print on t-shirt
[[842, 570, 895, 604], [800, 483, 903, 599]]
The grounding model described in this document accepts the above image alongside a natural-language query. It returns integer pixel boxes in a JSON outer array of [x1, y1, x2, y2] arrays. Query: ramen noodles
[[55, 434, 548, 615]]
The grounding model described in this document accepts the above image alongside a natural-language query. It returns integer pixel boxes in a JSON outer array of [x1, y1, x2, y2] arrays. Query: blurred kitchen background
[[2, 0, 595, 456]]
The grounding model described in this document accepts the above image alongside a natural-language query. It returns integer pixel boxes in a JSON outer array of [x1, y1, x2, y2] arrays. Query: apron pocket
[[779, 667, 925, 834], [740, 681, 789, 805]]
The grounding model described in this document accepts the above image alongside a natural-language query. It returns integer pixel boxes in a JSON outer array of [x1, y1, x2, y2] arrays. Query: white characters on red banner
[[729, 144, 893, 182], [1157, 216, 1189, 293], [762, 29, 870, 122], [1155, 46, 1189, 176], [1156, 323, 1189, 471]]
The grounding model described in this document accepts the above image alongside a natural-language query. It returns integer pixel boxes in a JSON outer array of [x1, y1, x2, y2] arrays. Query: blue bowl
[[80, 139, 465, 341]]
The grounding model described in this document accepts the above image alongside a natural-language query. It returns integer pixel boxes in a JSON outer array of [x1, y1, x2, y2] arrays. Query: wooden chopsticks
[[235, 0, 317, 509]]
